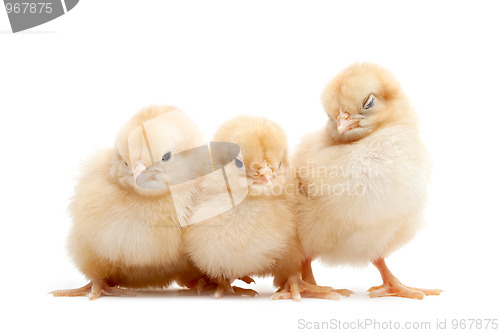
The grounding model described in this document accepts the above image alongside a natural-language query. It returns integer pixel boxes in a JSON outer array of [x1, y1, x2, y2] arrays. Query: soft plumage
[[51, 105, 206, 299], [184, 116, 340, 300], [295, 63, 441, 299]]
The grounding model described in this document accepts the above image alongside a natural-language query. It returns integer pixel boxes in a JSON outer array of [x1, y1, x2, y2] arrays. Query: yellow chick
[[295, 63, 442, 299], [51, 105, 206, 300], [184, 116, 340, 301]]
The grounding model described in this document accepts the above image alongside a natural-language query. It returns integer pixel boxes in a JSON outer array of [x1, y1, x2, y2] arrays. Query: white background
[[1, 1, 499, 332]]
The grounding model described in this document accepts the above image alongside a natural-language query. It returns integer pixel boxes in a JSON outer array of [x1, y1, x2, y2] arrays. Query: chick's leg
[[50, 280, 138, 300], [301, 258, 317, 285], [369, 258, 442, 299], [272, 275, 349, 302]]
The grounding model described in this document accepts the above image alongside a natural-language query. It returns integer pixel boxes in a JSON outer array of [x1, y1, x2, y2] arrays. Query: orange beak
[[255, 164, 273, 186], [133, 160, 147, 183], [133, 160, 167, 190], [336, 108, 360, 134]]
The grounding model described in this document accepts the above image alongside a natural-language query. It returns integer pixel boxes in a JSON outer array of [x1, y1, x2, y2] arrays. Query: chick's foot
[[213, 278, 258, 299], [300, 259, 354, 297], [369, 258, 442, 299], [301, 258, 317, 285], [50, 280, 139, 300], [184, 276, 218, 295], [272, 275, 351, 302]]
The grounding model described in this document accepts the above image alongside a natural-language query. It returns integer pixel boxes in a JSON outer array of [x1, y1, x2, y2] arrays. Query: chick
[[51, 105, 206, 300], [295, 63, 441, 299], [184, 116, 340, 301]]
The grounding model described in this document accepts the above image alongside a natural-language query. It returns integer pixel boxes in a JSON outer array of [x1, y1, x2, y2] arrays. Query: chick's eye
[[363, 94, 375, 109], [162, 151, 173, 162], [233, 156, 244, 170], [123, 161, 128, 167]]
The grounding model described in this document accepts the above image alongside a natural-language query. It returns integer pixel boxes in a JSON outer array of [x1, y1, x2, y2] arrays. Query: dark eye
[[233, 157, 244, 170], [363, 94, 375, 109], [162, 151, 173, 162], [278, 161, 282, 169], [123, 161, 128, 167]]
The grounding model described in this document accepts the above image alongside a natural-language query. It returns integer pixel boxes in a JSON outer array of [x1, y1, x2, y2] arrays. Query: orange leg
[[301, 258, 317, 285], [369, 258, 442, 299]]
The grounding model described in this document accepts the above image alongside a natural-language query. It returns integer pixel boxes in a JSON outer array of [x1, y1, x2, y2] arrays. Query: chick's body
[[296, 122, 430, 265], [184, 117, 338, 300], [68, 149, 187, 288], [185, 182, 296, 283], [296, 63, 441, 299], [53, 106, 205, 299]]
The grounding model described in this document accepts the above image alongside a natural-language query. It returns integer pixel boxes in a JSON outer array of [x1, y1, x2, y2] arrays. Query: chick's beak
[[134, 160, 167, 190], [255, 166, 273, 186], [133, 160, 147, 183], [336, 109, 360, 134]]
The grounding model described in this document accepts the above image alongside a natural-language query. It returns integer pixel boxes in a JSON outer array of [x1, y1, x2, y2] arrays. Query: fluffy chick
[[51, 105, 206, 300], [295, 63, 441, 299], [184, 116, 341, 301]]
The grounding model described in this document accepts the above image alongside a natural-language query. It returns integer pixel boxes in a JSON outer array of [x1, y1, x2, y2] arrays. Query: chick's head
[[321, 63, 410, 142], [111, 105, 204, 196], [213, 116, 289, 196]]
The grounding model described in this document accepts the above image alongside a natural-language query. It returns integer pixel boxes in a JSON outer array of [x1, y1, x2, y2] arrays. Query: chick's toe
[[50, 282, 93, 297], [50, 280, 138, 300]]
